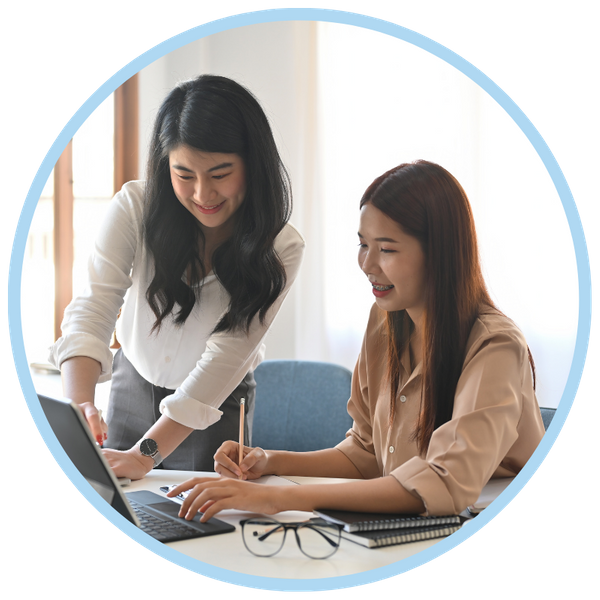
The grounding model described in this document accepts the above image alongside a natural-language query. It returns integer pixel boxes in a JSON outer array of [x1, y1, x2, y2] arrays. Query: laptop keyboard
[[129, 499, 205, 542]]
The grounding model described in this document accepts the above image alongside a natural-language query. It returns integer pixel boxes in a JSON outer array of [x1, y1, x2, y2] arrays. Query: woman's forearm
[[61, 356, 102, 404], [267, 447, 364, 479], [138, 414, 195, 463], [60, 356, 105, 442], [277, 475, 425, 515], [103, 414, 196, 478], [174, 474, 426, 522]]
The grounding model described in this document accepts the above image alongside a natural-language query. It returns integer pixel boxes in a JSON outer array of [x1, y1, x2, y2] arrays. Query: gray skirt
[[105, 349, 255, 472]]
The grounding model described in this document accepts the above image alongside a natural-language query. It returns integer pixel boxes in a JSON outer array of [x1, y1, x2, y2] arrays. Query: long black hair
[[143, 75, 292, 334]]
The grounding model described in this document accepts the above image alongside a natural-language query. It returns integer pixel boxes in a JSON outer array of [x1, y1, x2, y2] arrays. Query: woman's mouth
[[373, 284, 394, 291], [193, 200, 225, 215], [371, 283, 394, 298]]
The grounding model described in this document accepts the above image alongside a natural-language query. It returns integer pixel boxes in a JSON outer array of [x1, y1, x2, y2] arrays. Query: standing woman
[[49, 75, 305, 479], [168, 160, 545, 520]]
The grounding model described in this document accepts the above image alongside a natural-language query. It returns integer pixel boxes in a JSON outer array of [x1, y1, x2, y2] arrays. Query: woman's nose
[[193, 178, 216, 203], [359, 249, 379, 275]]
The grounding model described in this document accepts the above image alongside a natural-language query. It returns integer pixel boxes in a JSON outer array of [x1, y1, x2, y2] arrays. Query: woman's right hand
[[213, 441, 270, 480], [78, 402, 108, 446]]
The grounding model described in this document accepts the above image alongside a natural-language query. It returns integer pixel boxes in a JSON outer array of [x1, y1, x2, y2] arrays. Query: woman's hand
[[102, 448, 153, 480], [79, 402, 108, 446], [167, 477, 284, 521], [213, 441, 270, 480]]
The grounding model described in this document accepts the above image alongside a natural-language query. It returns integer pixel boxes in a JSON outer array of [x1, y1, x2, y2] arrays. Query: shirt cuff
[[389, 457, 458, 516], [48, 332, 114, 383], [159, 390, 224, 430]]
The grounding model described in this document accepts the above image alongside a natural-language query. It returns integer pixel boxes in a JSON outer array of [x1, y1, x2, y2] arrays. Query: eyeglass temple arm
[[254, 522, 340, 548], [302, 523, 341, 548], [255, 524, 286, 542]]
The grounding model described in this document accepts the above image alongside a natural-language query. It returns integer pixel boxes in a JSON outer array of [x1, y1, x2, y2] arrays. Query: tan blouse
[[336, 303, 545, 515]]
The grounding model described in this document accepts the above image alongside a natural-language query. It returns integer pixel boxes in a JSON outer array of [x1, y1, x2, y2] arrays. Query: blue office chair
[[540, 407, 556, 431], [252, 359, 353, 452]]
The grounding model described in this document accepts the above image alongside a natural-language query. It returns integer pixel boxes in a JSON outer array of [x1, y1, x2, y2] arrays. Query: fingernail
[[96, 435, 103, 446], [104, 433, 108, 440]]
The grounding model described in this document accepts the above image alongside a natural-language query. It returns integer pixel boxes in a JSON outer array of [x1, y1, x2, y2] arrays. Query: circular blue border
[[8, 7, 591, 593]]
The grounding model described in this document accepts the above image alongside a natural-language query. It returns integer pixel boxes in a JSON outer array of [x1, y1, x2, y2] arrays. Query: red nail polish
[[96, 435, 103, 446]]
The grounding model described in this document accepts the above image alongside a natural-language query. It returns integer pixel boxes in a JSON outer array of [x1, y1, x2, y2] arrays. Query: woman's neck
[[198, 221, 234, 274], [407, 311, 424, 368]]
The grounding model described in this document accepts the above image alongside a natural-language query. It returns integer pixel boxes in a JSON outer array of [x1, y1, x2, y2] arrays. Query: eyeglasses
[[240, 516, 343, 559]]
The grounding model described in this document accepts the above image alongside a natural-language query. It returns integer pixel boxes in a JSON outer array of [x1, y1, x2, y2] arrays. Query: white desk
[[126, 470, 446, 580]]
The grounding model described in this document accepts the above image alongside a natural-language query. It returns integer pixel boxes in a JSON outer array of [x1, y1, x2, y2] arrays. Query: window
[[23, 75, 138, 364]]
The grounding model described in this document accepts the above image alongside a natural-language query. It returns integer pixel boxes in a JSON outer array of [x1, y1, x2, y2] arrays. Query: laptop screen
[[38, 394, 136, 524]]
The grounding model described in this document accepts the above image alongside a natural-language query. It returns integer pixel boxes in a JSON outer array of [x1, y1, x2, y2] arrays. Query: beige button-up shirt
[[336, 303, 545, 515]]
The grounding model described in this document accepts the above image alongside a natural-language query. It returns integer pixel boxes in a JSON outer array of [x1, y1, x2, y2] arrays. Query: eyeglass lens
[[242, 518, 341, 559]]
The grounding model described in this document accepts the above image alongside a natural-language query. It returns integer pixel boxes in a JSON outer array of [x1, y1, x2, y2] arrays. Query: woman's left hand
[[102, 448, 153, 480], [167, 477, 284, 522]]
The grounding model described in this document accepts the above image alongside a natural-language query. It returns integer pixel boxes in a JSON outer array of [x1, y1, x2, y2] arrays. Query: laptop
[[37, 393, 235, 543]]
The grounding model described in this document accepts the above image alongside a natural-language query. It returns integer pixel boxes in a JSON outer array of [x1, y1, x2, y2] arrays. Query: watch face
[[140, 438, 158, 456]]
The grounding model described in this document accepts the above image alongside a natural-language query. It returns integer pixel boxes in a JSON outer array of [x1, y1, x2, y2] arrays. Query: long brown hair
[[360, 160, 534, 453]]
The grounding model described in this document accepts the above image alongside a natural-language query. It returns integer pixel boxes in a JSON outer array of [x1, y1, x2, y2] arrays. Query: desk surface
[[127, 470, 446, 580]]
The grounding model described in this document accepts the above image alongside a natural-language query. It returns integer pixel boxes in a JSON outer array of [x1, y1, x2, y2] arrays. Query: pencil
[[238, 398, 245, 479]]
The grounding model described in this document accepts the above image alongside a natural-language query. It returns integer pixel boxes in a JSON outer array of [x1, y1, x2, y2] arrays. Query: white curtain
[[296, 23, 576, 409]]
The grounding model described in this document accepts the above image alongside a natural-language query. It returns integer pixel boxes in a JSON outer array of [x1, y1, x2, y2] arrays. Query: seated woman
[[168, 160, 546, 520]]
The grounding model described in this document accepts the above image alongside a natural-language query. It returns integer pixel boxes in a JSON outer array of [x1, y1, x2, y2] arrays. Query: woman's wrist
[[126, 447, 155, 474], [264, 449, 285, 476]]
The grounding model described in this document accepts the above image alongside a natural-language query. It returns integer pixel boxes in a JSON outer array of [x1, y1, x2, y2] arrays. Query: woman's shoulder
[[275, 222, 306, 248], [92, 180, 146, 245], [274, 222, 306, 261], [105, 180, 145, 215], [117, 180, 146, 205], [468, 305, 529, 355], [105, 180, 146, 224]]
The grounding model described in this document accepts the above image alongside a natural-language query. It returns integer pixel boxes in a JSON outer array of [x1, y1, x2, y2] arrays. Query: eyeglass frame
[[239, 516, 344, 559]]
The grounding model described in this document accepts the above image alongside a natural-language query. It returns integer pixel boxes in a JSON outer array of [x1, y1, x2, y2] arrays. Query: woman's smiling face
[[169, 145, 247, 239], [358, 202, 428, 325]]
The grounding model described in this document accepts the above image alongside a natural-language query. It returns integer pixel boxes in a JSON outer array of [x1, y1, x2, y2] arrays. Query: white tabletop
[[126, 469, 444, 580]]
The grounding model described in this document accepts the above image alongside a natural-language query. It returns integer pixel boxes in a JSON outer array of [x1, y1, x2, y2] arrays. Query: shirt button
[[400, 395, 407, 403], [165, 356, 171, 363], [389, 446, 395, 454]]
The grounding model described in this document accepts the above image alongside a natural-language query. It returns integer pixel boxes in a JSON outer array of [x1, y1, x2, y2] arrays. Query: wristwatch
[[139, 438, 163, 468]]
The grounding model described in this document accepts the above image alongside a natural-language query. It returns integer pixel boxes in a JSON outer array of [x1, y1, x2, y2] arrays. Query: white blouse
[[49, 181, 305, 430]]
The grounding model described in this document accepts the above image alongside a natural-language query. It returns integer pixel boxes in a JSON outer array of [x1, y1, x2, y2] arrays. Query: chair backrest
[[252, 359, 353, 452], [540, 407, 556, 431]]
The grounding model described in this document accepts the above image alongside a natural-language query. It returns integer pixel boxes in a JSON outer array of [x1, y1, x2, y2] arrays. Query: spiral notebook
[[313, 508, 462, 533], [312, 509, 464, 548], [337, 522, 463, 548]]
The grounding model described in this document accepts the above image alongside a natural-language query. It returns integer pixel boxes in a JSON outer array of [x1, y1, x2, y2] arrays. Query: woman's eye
[[212, 173, 229, 180]]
